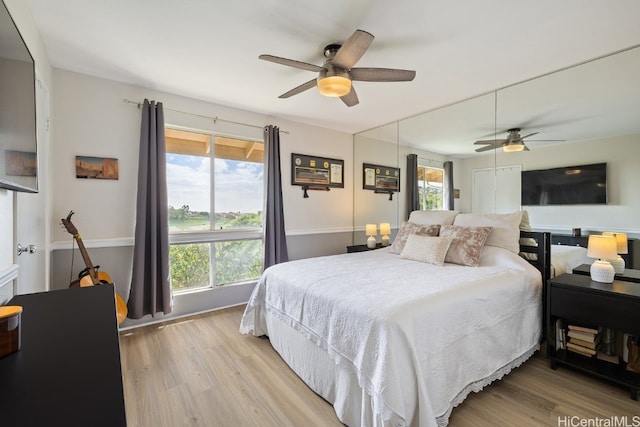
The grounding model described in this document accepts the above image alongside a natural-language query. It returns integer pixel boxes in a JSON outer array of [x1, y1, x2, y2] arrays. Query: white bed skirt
[[264, 308, 538, 427]]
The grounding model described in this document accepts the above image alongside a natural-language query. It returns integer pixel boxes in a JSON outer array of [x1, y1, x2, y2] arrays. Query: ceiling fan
[[474, 128, 563, 152], [259, 29, 416, 107]]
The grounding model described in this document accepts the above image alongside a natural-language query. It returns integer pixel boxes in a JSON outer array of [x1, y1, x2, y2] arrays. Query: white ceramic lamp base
[[590, 260, 615, 283], [607, 255, 625, 274], [367, 236, 377, 249], [381, 235, 390, 247]]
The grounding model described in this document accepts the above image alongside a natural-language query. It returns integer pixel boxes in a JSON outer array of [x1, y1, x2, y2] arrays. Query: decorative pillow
[[440, 225, 493, 267], [408, 210, 459, 226], [453, 211, 522, 254], [400, 234, 453, 266], [389, 221, 441, 254]]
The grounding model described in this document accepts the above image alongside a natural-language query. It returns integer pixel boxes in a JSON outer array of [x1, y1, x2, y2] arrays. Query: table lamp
[[587, 235, 617, 283], [602, 232, 627, 274], [380, 223, 391, 246], [365, 224, 378, 249]]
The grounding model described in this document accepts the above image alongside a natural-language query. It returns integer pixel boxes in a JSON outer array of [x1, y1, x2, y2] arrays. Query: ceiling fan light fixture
[[317, 75, 351, 97], [503, 142, 525, 152]]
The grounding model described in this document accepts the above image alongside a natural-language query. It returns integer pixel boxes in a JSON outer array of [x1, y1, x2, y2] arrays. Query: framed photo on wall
[[291, 153, 344, 188], [363, 163, 400, 192]]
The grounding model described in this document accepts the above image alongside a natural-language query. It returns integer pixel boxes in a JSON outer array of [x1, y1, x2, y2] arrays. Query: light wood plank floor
[[120, 305, 640, 427]]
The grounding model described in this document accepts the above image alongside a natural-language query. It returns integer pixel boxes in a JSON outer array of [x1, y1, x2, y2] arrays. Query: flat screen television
[[0, 0, 38, 192], [521, 163, 607, 206]]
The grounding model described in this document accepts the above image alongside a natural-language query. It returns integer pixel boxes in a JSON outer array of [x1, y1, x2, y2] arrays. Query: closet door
[[472, 165, 521, 214]]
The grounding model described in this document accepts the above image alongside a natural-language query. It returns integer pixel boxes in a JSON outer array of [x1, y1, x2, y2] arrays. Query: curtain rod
[[122, 98, 289, 134]]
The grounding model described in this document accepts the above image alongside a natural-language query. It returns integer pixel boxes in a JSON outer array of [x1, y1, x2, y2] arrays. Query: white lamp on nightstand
[[365, 224, 378, 249], [602, 232, 627, 274], [587, 235, 618, 283], [379, 223, 391, 247]]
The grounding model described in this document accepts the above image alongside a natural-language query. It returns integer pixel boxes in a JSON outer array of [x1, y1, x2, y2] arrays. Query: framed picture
[[291, 153, 344, 188], [76, 155, 119, 180], [5, 150, 37, 177], [363, 163, 400, 192]]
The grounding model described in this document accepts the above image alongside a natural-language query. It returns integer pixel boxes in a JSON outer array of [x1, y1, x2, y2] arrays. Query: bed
[[240, 210, 551, 427]]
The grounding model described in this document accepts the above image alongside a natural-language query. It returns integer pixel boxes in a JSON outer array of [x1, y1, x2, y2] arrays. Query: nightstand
[[572, 264, 640, 283], [347, 243, 383, 253], [547, 273, 640, 400]]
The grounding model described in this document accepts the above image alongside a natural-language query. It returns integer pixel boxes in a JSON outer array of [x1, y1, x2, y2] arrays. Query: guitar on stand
[[61, 210, 128, 325]]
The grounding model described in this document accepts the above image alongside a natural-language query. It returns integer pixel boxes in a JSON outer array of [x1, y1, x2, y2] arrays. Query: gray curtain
[[406, 154, 419, 219], [263, 125, 288, 269], [128, 99, 171, 318], [443, 160, 454, 210]]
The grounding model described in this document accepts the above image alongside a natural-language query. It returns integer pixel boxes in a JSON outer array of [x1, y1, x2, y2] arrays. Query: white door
[[472, 165, 522, 214], [15, 75, 50, 295]]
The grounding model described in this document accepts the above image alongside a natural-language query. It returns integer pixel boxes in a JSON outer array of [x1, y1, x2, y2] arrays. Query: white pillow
[[408, 210, 459, 226], [400, 234, 453, 266], [453, 211, 523, 254]]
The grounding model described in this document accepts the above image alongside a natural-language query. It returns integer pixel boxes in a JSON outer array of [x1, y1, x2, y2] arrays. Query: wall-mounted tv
[[0, 0, 38, 193], [521, 163, 607, 206]]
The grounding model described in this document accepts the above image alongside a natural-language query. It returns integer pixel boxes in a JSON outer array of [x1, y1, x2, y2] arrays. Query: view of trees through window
[[418, 166, 444, 210], [166, 128, 264, 293]]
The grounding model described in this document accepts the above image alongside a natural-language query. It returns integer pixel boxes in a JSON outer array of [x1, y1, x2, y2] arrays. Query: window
[[417, 166, 444, 210], [165, 128, 264, 293]]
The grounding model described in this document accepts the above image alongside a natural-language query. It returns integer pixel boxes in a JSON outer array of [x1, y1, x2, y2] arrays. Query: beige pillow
[[440, 225, 493, 267], [453, 211, 522, 254], [408, 210, 459, 226], [400, 234, 453, 266], [389, 221, 441, 254]]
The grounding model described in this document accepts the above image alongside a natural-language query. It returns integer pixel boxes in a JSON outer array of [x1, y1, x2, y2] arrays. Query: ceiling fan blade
[[259, 54, 324, 72], [350, 68, 416, 82], [475, 144, 502, 152], [332, 29, 374, 69], [278, 79, 317, 98], [474, 138, 507, 145], [340, 87, 359, 107], [519, 132, 539, 140]]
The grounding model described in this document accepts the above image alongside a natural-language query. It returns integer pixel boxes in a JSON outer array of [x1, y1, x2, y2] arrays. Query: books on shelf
[[565, 324, 599, 357]]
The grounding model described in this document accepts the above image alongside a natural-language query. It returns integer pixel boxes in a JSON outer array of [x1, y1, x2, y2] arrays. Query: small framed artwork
[[76, 155, 119, 180], [291, 153, 344, 188], [363, 163, 400, 192], [5, 150, 37, 177], [454, 189, 460, 199]]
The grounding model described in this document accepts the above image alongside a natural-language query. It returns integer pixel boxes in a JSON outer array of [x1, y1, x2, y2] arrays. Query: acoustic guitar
[[62, 211, 128, 325]]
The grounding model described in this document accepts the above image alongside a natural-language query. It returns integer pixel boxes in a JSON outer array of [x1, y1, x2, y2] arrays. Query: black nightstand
[[572, 264, 640, 283], [547, 273, 640, 400], [347, 243, 383, 253]]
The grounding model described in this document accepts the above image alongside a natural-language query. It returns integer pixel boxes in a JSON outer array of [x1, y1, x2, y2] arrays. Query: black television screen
[[521, 163, 607, 206], [0, 0, 38, 192]]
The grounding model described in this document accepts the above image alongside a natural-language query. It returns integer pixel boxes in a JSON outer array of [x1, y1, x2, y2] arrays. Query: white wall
[[457, 136, 640, 236], [51, 69, 353, 245]]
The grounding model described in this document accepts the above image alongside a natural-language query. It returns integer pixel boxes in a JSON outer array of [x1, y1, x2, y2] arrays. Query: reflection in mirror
[[353, 122, 398, 245]]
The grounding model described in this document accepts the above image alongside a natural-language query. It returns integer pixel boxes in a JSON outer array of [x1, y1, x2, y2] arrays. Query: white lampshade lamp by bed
[[602, 232, 627, 274], [587, 235, 618, 283], [379, 223, 391, 247], [365, 224, 378, 249]]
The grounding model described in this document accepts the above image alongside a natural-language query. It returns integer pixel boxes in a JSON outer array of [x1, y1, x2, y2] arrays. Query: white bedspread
[[240, 246, 542, 427]]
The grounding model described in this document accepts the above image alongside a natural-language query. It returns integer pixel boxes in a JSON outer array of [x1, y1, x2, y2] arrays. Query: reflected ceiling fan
[[259, 29, 416, 107], [474, 128, 563, 152]]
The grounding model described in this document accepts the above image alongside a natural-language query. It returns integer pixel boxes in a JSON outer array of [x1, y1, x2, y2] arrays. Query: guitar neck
[[74, 234, 99, 285]]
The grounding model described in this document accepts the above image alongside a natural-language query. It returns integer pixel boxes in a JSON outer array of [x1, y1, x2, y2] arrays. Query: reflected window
[[417, 166, 443, 210]]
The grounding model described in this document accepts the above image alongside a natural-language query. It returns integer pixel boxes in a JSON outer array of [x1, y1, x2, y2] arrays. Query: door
[[15, 74, 50, 295]]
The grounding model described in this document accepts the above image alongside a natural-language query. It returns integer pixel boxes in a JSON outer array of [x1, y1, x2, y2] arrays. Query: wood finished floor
[[120, 305, 640, 427]]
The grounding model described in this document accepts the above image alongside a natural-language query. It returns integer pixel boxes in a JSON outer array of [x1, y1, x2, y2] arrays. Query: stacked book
[[566, 325, 599, 357]]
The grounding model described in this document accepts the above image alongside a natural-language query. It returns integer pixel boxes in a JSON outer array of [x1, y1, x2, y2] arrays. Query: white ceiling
[[25, 0, 640, 155]]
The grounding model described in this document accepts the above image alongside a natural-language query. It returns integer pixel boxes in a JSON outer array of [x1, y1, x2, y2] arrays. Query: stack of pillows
[[390, 210, 523, 267]]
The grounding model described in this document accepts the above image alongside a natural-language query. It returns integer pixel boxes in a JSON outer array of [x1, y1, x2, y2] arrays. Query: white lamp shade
[[587, 235, 617, 260], [379, 223, 391, 236], [317, 76, 351, 97], [603, 232, 628, 254], [365, 224, 377, 236]]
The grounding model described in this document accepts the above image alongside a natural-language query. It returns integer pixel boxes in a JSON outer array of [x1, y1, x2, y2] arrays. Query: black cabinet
[[547, 273, 640, 400], [347, 243, 383, 253]]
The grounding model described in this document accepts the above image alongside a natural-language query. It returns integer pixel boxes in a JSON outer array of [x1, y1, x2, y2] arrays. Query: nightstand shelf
[[347, 243, 383, 253], [572, 264, 640, 283], [547, 273, 640, 400]]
